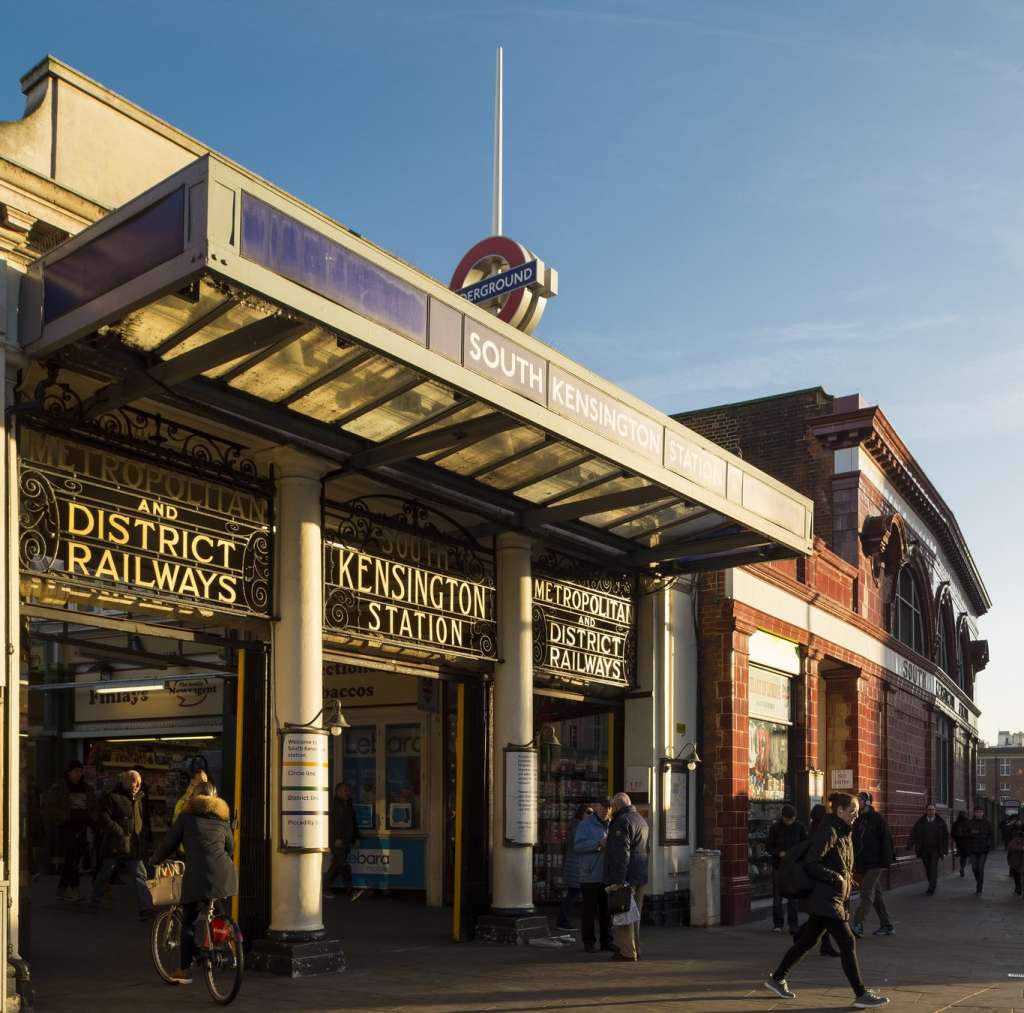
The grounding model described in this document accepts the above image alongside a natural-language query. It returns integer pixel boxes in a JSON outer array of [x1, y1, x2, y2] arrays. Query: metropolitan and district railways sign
[[18, 428, 272, 617], [532, 563, 636, 686]]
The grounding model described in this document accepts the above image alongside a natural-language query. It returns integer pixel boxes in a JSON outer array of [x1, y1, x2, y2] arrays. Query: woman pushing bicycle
[[151, 781, 238, 986]]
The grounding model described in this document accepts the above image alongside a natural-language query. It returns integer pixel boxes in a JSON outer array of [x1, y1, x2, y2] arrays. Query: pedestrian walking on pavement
[[965, 805, 994, 895], [603, 791, 649, 962], [46, 759, 95, 902], [767, 803, 806, 934], [763, 792, 889, 1008], [557, 804, 589, 929], [1004, 814, 1024, 896], [88, 769, 154, 920], [851, 791, 895, 938], [908, 803, 949, 894], [323, 782, 362, 901], [576, 802, 612, 952], [809, 803, 840, 958], [951, 811, 970, 877], [151, 782, 238, 985]]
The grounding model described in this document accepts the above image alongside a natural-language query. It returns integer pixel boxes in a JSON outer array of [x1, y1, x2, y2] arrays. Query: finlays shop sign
[[75, 675, 222, 723]]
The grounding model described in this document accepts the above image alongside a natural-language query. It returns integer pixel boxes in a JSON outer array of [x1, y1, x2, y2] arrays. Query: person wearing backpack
[[764, 792, 889, 1008], [767, 803, 807, 933]]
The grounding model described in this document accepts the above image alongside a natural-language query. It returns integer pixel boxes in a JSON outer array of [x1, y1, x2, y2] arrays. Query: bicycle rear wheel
[[150, 907, 183, 984], [204, 917, 243, 1004]]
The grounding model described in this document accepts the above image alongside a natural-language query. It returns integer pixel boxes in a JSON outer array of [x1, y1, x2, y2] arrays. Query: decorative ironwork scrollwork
[[19, 468, 59, 571], [531, 604, 547, 666], [324, 588, 358, 631], [241, 531, 271, 613], [533, 546, 634, 599]]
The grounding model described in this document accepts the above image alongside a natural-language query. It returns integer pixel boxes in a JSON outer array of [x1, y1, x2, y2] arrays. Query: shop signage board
[[75, 673, 222, 723], [532, 551, 636, 687], [748, 666, 792, 724], [504, 746, 538, 847], [19, 427, 272, 617], [831, 769, 854, 790], [280, 728, 330, 852], [323, 497, 497, 661], [322, 665, 418, 708]]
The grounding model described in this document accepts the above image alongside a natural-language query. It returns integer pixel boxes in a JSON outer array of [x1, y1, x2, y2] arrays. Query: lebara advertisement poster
[[748, 718, 788, 801]]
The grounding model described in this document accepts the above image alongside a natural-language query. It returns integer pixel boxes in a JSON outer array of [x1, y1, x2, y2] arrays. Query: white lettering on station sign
[[280, 729, 330, 852]]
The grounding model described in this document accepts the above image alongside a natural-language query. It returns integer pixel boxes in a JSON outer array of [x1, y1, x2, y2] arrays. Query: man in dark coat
[[46, 759, 95, 902], [851, 791, 895, 937], [323, 782, 361, 900], [907, 803, 949, 894], [603, 791, 649, 962], [767, 803, 807, 933], [964, 805, 994, 895], [152, 782, 237, 984], [89, 769, 153, 918]]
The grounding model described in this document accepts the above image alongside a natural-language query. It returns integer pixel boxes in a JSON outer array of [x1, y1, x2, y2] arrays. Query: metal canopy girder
[[28, 631, 229, 672], [537, 469, 624, 507], [153, 296, 240, 357], [626, 530, 773, 566], [337, 412, 521, 470], [333, 373, 426, 428], [657, 543, 795, 575], [517, 485, 673, 528], [279, 348, 376, 407], [502, 451, 595, 495], [82, 316, 310, 418], [597, 497, 688, 532], [465, 435, 550, 480]]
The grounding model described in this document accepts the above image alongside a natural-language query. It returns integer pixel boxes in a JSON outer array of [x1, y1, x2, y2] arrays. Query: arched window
[[936, 606, 950, 674], [892, 566, 925, 655]]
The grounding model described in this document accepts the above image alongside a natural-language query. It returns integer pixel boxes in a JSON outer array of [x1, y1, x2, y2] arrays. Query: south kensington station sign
[[18, 429, 272, 617]]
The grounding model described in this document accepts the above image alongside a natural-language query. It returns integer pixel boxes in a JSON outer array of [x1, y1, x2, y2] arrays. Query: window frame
[[934, 714, 951, 807], [1000, 758, 1012, 777], [892, 565, 926, 656]]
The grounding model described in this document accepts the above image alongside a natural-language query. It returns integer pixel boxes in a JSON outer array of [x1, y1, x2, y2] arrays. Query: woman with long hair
[[763, 793, 889, 1008]]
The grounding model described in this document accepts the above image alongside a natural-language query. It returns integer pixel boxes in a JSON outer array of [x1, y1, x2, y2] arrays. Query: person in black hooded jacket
[[152, 782, 237, 985], [764, 793, 889, 1009]]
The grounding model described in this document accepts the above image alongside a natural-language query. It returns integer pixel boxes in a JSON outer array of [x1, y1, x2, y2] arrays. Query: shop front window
[[343, 725, 377, 832], [385, 722, 421, 830]]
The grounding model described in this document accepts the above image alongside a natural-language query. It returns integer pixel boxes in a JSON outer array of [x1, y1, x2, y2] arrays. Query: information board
[[503, 747, 538, 847], [280, 728, 330, 852], [660, 760, 690, 846]]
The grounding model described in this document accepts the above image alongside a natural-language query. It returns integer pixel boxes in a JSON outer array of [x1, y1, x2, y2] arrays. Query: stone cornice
[[809, 406, 990, 616]]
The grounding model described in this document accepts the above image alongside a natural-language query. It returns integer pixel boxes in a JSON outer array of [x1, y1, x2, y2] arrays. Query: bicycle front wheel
[[204, 917, 244, 1005], [150, 907, 183, 984]]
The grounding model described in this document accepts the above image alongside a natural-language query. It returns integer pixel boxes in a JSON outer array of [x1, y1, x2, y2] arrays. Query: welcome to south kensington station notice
[[280, 729, 330, 851]]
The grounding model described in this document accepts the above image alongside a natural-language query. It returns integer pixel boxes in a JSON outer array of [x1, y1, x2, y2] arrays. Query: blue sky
[[3, 1, 1019, 742]]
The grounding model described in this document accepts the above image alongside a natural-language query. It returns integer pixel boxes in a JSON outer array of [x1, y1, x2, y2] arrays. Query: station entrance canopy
[[19, 156, 812, 572]]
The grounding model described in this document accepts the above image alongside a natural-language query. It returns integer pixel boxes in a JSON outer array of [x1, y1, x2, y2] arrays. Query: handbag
[[606, 884, 633, 916], [611, 895, 640, 927], [146, 860, 184, 907]]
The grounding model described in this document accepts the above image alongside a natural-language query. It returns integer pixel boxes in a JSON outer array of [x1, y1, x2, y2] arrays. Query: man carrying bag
[[603, 792, 649, 962]]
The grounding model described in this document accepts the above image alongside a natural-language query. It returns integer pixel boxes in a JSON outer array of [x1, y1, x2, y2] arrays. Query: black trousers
[[774, 914, 865, 997], [579, 883, 611, 947], [57, 821, 89, 890], [970, 852, 987, 890], [921, 851, 940, 891], [324, 840, 355, 892]]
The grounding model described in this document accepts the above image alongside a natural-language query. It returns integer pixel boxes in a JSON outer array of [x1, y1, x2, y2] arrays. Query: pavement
[[21, 861, 1024, 1012]]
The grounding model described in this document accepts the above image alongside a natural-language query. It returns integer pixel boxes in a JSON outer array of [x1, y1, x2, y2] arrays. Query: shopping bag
[[606, 884, 633, 916], [146, 860, 184, 906], [612, 896, 640, 926]]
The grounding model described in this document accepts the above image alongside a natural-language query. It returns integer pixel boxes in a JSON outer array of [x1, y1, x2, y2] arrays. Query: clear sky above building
[[2, 1, 1018, 741]]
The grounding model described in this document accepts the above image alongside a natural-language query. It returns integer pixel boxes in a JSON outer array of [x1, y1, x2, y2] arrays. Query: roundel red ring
[[449, 235, 532, 326]]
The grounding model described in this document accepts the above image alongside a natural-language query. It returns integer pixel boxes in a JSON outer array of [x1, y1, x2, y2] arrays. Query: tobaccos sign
[[323, 498, 497, 661], [19, 429, 272, 617], [532, 552, 635, 686]]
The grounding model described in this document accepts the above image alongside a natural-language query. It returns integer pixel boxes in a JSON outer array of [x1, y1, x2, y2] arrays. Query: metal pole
[[492, 45, 503, 237], [231, 648, 245, 922]]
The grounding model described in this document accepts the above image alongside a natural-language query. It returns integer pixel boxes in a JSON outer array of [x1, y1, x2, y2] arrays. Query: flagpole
[[492, 45, 503, 237]]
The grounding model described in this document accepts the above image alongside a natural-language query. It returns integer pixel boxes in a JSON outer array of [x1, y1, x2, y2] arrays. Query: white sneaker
[[854, 992, 890, 1008], [764, 977, 796, 1000]]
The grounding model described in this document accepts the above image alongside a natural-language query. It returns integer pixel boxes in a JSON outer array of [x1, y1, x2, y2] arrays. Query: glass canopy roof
[[21, 155, 812, 572]]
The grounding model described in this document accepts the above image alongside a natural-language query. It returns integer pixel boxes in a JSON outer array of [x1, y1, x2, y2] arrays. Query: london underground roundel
[[449, 236, 558, 336]]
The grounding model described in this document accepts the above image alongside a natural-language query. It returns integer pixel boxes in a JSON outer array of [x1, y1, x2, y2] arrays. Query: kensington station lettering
[[324, 542, 496, 657]]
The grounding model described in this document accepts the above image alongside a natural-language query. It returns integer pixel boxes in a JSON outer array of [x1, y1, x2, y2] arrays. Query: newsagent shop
[[0, 58, 812, 992]]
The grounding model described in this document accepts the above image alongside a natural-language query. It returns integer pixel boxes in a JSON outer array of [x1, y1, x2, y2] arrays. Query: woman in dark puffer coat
[[764, 793, 889, 1009], [152, 782, 237, 984]]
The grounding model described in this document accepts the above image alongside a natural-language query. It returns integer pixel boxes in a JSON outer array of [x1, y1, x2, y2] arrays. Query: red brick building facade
[[675, 390, 991, 924]]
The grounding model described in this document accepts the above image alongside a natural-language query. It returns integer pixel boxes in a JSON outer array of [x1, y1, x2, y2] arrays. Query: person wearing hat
[[45, 759, 95, 902], [851, 791, 895, 937]]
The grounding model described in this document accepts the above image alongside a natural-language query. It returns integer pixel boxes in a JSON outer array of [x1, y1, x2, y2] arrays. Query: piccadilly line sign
[[18, 428, 272, 617]]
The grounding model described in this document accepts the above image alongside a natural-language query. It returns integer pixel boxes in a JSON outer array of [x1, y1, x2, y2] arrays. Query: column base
[[476, 913, 552, 945], [248, 936, 345, 976]]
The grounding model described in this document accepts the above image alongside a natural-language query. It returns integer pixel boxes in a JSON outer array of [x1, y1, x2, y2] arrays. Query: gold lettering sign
[[323, 498, 496, 661], [532, 553, 636, 686], [19, 428, 272, 616]]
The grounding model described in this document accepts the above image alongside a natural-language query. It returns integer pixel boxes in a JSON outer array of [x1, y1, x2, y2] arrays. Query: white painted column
[[491, 532, 534, 913], [268, 449, 326, 938]]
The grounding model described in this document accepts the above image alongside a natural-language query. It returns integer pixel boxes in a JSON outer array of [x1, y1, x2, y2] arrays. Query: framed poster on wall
[[659, 759, 690, 846]]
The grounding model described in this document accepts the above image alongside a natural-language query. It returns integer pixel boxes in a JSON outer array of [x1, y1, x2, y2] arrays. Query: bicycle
[[151, 898, 244, 1004]]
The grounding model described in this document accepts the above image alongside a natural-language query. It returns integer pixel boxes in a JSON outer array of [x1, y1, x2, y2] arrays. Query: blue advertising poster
[[349, 836, 426, 890]]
